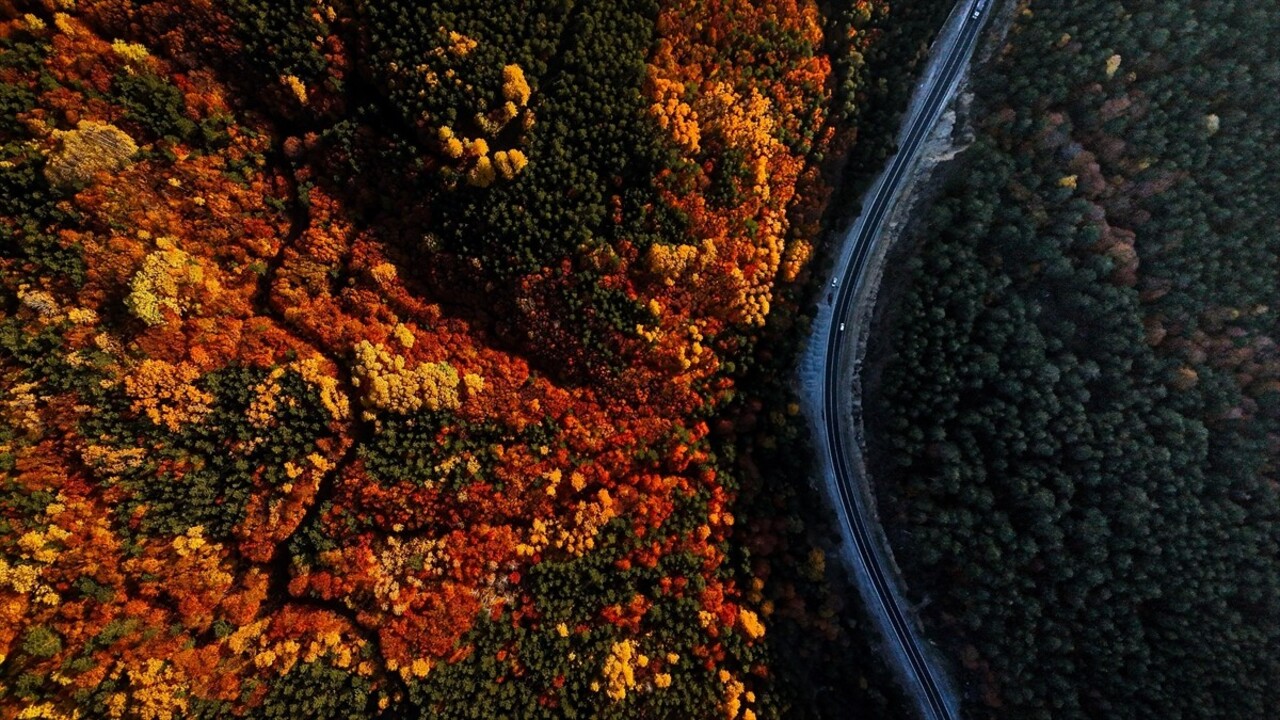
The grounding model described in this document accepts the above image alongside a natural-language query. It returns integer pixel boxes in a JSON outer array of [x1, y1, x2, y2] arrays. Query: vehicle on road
[[807, 0, 992, 717]]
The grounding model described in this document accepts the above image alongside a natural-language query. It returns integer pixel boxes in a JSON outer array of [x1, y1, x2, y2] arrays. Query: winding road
[[802, 1, 993, 718]]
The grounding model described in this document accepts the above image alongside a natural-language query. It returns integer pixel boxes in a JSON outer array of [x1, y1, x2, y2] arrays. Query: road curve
[[801, 1, 992, 719]]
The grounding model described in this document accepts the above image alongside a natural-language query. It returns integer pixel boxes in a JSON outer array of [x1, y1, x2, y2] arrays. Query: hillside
[[0, 0, 949, 717], [869, 1, 1280, 717]]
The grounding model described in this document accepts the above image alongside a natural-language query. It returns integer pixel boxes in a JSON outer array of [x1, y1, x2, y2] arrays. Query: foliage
[[110, 71, 197, 143], [870, 1, 1280, 717], [42, 121, 137, 189], [0, 1, 942, 717], [243, 660, 374, 720]]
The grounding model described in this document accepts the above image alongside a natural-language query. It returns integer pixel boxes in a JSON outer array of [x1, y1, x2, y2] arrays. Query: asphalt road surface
[[816, 1, 992, 718]]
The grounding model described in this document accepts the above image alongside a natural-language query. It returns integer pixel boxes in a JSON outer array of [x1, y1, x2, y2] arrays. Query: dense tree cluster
[[0, 0, 951, 717], [869, 1, 1280, 718]]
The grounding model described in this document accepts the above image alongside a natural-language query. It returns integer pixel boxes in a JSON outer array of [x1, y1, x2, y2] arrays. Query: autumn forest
[[6, 0, 1278, 717], [0, 0, 957, 717]]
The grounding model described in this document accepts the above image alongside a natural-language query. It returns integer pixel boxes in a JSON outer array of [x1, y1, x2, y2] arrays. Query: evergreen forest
[[871, 1, 1280, 717]]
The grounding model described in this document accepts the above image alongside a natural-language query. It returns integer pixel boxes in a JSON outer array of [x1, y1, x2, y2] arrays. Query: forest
[[0, 0, 953, 717], [870, 0, 1280, 718]]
